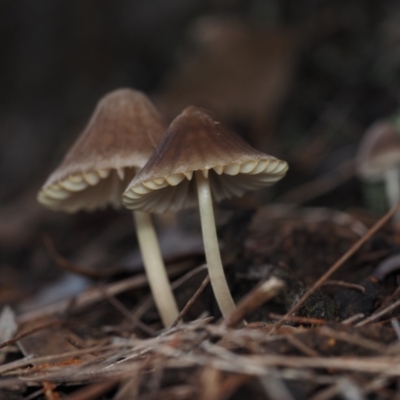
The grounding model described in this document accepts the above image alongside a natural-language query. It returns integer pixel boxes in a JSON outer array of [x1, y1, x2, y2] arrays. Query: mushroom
[[122, 106, 288, 317], [37, 88, 179, 327], [356, 120, 400, 217]]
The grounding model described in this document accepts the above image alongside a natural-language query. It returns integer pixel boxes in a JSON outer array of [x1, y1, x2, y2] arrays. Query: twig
[[170, 275, 210, 328], [63, 336, 86, 351], [309, 384, 340, 400], [356, 298, 400, 327], [320, 378, 371, 400], [373, 285, 400, 314], [0, 344, 133, 375], [131, 264, 207, 322], [100, 288, 156, 336], [24, 388, 45, 400], [66, 379, 119, 400], [271, 201, 400, 334], [318, 326, 385, 352], [322, 280, 365, 293], [358, 249, 390, 263], [362, 375, 394, 399], [17, 261, 192, 325], [269, 313, 326, 325], [44, 236, 126, 278], [157, 341, 400, 375], [0, 320, 63, 350], [285, 335, 320, 357], [341, 313, 364, 325], [223, 277, 285, 328], [0, 355, 34, 374]]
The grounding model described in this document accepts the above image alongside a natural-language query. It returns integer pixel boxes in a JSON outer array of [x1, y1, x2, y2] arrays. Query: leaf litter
[[0, 204, 400, 399]]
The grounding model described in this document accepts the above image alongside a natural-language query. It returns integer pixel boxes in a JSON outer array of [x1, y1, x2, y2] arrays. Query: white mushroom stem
[[384, 167, 400, 221], [196, 171, 236, 317], [133, 210, 179, 327]]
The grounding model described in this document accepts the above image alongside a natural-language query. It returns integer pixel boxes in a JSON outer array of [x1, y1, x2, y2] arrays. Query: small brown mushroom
[[122, 106, 288, 317], [37, 88, 179, 327], [356, 121, 400, 215]]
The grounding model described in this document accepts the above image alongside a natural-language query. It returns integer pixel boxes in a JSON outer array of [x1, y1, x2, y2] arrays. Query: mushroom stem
[[195, 171, 236, 317], [133, 210, 179, 327], [384, 167, 400, 221]]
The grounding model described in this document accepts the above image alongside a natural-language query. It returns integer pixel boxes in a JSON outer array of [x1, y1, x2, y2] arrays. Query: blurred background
[[1, 0, 400, 308]]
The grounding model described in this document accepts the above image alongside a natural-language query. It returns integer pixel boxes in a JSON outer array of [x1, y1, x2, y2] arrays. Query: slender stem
[[384, 167, 400, 221], [195, 171, 236, 317], [133, 210, 179, 327]]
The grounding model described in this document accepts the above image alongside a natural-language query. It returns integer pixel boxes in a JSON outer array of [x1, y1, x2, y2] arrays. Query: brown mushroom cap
[[38, 88, 165, 213], [356, 121, 400, 182], [123, 106, 288, 213]]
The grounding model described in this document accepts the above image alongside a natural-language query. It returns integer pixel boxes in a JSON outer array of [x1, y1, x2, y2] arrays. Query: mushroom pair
[[38, 89, 288, 324]]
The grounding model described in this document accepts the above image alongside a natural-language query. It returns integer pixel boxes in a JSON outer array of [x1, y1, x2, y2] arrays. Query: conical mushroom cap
[[123, 106, 288, 213], [356, 121, 400, 182], [38, 88, 165, 213]]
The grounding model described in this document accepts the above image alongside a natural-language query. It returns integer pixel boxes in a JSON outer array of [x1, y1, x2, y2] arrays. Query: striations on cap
[[123, 106, 288, 213], [38, 88, 166, 213]]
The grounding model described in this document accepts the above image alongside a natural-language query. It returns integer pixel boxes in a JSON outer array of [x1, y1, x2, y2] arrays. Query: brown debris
[[3, 199, 400, 399], [272, 201, 400, 333]]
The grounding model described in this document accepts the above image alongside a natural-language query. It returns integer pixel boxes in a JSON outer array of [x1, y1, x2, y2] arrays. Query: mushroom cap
[[122, 106, 288, 213], [356, 121, 400, 182], [38, 88, 165, 213]]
